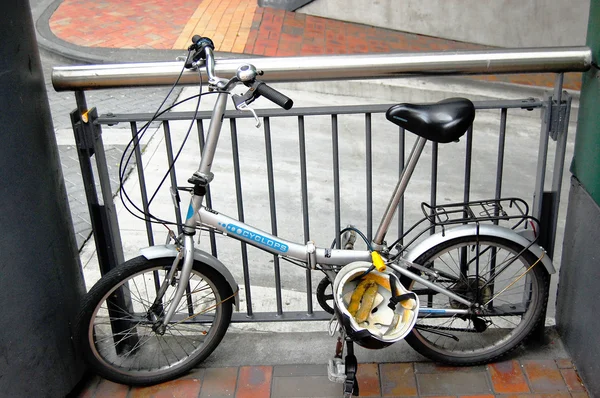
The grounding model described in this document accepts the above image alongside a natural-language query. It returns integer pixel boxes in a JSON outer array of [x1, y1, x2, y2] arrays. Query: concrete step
[[204, 326, 568, 367]]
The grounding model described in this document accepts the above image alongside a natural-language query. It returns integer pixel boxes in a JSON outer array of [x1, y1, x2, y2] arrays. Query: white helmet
[[333, 261, 419, 349]]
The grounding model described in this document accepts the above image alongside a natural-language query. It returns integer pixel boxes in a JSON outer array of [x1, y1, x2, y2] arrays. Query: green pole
[[571, 0, 600, 203]]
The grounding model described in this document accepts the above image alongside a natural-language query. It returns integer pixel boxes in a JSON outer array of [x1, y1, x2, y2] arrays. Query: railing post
[[71, 91, 134, 351], [72, 91, 124, 274]]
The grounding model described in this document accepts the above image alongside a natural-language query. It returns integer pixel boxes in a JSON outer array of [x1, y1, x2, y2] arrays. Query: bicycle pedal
[[327, 357, 346, 384]]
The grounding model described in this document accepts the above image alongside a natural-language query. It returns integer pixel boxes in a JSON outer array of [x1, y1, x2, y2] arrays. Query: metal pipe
[[374, 136, 428, 245], [230, 119, 253, 316], [332, 115, 341, 249], [52, 47, 592, 91], [366, 113, 373, 241], [263, 117, 284, 315]]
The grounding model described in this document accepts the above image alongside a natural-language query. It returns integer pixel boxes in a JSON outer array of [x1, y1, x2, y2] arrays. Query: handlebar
[[203, 46, 217, 84], [255, 82, 293, 110], [185, 35, 293, 109]]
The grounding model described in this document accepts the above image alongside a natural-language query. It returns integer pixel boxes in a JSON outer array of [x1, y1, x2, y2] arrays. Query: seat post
[[373, 136, 428, 247]]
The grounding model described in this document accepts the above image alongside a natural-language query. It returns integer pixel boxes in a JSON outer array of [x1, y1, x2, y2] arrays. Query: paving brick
[[458, 395, 494, 398], [271, 375, 341, 397], [522, 360, 569, 393], [380, 363, 417, 396], [273, 364, 327, 377], [76, 375, 101, 398], [94, 379, 129, 398], [130, 378, 202, 398], [414, 362, 487, 374], [498, 394, 571, 398], [356, 363, 381, 397], [235, 366, 272, 398], [488, 360, 530, 394], [180, 367, 206, 380], [555, 359, 574, 369], [560, 368, 586, 392], [200, 367, 239, 397], [416, 370, 492, 396], [571, 392, 590, 398]]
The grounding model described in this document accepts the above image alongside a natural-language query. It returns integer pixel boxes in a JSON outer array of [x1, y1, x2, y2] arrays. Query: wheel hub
[[449, 276, 492, 309]]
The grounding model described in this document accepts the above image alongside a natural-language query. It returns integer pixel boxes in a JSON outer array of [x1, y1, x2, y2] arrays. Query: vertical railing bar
[[495, 109, 508, 204], [162, 121, 193, 315], [532, 97, 552, 220], [130, 121, 154, 246], [427, 141, 438, 306], [263, 117, 284, 315], [298, 116, 313, 313], [460, 125, 473, 278], [332, 115, 341, 249], [553, 73, 565, 103], [74, 92, 136, 349], [397, 127, 405, 245], [196, 119, 218, 257], [365, 113, 373, 241], [548, 74, 570, 257], [489, 108, 508, 302], [463, 125, 473, 204], [230, 119, 253, 316], [162, 121, 183, 234], [430, 142, 438, 235]]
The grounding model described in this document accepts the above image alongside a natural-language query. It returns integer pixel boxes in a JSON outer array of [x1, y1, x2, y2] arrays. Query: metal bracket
[[544, 93, 571, 141], [70, 107, 101, 154], [307, 241, 317, 269]]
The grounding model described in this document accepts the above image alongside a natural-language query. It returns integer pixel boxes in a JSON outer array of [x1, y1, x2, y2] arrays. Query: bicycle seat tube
[[372, 136, 428, 248]]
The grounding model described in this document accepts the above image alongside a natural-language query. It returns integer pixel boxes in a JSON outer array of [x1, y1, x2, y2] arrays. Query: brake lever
[[236, 102, 261, 128]]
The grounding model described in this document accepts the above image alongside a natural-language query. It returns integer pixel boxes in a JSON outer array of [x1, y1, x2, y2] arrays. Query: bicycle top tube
[[197, 206, 372, 266]]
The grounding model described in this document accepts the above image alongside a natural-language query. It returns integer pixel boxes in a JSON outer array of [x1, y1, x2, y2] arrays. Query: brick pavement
[[74, 359, 589, 397], [48, 0, 582, 90]]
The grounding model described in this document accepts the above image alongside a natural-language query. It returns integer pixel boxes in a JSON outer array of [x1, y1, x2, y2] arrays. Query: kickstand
[[343, 339, 359, 397]]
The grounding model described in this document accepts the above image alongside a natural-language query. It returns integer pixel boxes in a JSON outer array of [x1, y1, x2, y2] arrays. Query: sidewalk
[[75, 359, 589, 397]]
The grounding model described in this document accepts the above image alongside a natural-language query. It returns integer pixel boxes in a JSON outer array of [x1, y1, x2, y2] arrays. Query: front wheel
[[401, 235, 549, 365], [76, 256, 234, 385]]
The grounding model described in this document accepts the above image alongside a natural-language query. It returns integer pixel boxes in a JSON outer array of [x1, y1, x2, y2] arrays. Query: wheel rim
[[88, 266, 224, 377], [410, 238, 541, 358]]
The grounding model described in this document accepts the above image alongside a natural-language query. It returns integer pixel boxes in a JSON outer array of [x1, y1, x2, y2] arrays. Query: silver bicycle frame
[[161, 58, 473, 327]]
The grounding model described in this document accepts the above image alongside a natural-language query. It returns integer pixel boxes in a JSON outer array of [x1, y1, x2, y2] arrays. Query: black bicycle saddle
[[386, 98, 475, 143]]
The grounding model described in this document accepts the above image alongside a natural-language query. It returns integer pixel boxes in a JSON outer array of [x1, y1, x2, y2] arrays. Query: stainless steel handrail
[[52, 46, 592, 91]]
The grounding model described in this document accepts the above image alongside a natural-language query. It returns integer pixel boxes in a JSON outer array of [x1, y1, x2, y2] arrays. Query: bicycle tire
[[400, 235, 549, 365], [76, 256, 234, 385]]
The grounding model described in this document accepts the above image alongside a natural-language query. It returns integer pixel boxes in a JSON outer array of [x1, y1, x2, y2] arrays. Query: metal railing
[[54, 47, 588, 322]]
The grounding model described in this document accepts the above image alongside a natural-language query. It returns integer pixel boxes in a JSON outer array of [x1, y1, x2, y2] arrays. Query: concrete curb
[[202, 326, 568, 367]]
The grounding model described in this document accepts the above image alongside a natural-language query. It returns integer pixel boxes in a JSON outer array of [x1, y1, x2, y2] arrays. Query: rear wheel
[[77, 256, 234, 385], [401, 235, 548, 365]]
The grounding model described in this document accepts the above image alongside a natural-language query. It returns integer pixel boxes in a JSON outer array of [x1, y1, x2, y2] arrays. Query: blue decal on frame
[[186, 204, 194, 220], [224, 223, 289, 253]]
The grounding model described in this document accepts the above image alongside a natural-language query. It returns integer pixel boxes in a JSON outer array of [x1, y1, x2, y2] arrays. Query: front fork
[[158, 193, 205, 330]]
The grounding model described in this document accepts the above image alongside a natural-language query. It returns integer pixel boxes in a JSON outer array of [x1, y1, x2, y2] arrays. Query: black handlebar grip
[[255, 82, 293, 110]]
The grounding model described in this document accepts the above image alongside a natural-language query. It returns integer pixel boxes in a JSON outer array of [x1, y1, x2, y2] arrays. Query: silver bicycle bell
[[236, 64, 258, 83]]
